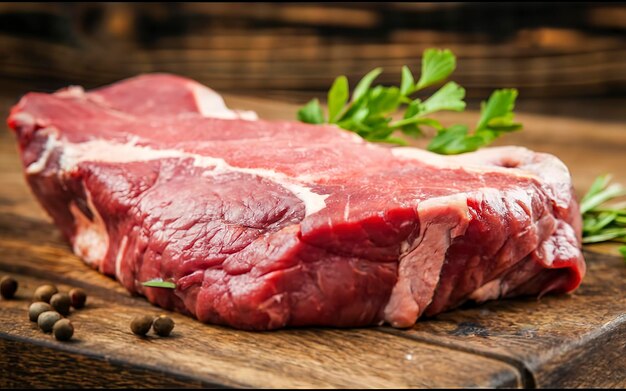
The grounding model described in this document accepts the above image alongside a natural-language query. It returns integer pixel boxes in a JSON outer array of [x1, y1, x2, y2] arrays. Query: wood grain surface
[[0, 95, 625, 388]]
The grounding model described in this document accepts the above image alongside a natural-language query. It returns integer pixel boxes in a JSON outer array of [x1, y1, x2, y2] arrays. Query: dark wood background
[[1, 2, 625, 122]]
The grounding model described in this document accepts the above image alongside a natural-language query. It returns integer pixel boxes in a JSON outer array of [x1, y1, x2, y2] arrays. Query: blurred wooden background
[[0, 2, 625, 121]]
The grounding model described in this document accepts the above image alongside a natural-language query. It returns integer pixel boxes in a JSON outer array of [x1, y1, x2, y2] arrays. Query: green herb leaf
[[328, 76, 349, 123], [400, 65, 415, 96], [297, 99, 325, 124], [421, 81, 466, 115], [423, 88, 520, 155], [426, 88, 521, 154], [403, 99, 422, 119], [582, 175, 612, 204], [296, 48, 518, 153], [476, 89, 521, 132], [142, 279, 176, 289], [583, 212, 617, 235], [367, 86, 402, 116], [416, 48, 456, 90], [580, 179, 625, 214], [353, 67, 383, 102], [581, 176, 626, 260], [379, 136, 409, 146], [427, 124, 482, 155], [582, 228, 626, 244]]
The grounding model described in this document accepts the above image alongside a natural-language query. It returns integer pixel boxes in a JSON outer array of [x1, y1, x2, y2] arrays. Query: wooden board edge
[[376, 327, 535, 388], [0, 332, 237, 389]]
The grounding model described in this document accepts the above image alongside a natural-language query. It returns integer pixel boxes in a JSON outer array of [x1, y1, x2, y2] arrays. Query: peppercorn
[[0, 276, 18, 299], [29, 302, 52, 322], [69, 288, 87, 309], [33, 284, 58, 303], [153, 315, 175, 337], [53, 319, 74, 341], [130, 315, 153, 336], [50, 292, 71, 316], [38, 310, 62, 333]]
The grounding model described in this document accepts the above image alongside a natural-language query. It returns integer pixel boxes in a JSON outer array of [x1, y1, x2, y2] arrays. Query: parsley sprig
[[581, 175, 626, 261], [142, 279, 176, 289], [297, 48, 522, 154]]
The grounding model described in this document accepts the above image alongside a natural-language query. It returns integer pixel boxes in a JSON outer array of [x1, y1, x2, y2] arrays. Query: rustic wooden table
[[0, 95, 624, 388]]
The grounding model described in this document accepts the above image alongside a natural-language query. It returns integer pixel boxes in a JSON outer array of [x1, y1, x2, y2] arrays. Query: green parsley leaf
[[328, 76, 349, 123], [297, 98, 325, 124], [415, 48, 456, 90], [142, 279, 176, 289], [425, 88, 520, 155], [296, 47, 518, 154], [421, 81, 466, 115], [427, 124, 488, 155], [353, 67, 383, 102], [400, 65, 415, 96], [476, 89, 521, 132], [367, 86, 402, 116]]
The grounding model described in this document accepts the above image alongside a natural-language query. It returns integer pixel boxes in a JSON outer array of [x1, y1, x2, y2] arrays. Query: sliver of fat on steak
[[190, 82, 258, 121], [384, 193, 470, 328], [392, 145, 573, 211], [115, 235, 129, 284], [68, 189, 109, 268], [26, 136, 329, 218], [25, 132, 59, 174]]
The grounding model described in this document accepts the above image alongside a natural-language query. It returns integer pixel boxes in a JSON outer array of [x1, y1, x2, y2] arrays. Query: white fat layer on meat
[[397, 190, 488, 257], [115, 235, 129, 283], [191, 83, 258, 121], [391, 146, 569, 181], [25, 133, 58, 174], [392, 146, 574, 210], [469, 278, 502, 302], [68, 189, 109, 267], [55, 85, 86, 99], [50, 137, 328, 217]]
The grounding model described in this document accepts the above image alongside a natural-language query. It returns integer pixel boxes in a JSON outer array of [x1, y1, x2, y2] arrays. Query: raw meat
[[7, 74, 585, 330]]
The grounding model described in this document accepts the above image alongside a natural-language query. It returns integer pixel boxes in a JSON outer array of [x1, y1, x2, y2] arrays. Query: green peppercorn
[[29, 302, 52, 322], [69, 288, 87, 309], [153, 315, 175, 337], [0, 276, 18, 299], [33, 284, 58, 303], [130, 315, 153, 336], [50, 292, 71, 316], [53, 319, 74, 341], [38, 310, 62, 333]]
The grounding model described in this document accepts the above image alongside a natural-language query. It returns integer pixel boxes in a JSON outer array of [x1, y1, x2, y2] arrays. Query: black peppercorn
[[50, 292, 71, 316], [33, 284, 58, 303], [38, 310, 62, 333], [53, 319, 74, 341], [29, 302, 52, 322], [130, 315, 153, 336], [69, 288, 87, 309], [0, 276, 18, 299], [153, 315, 175, 337]]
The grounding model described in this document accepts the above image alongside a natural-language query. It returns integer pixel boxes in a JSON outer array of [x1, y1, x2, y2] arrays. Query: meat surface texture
[[7, 74, 585, 330]]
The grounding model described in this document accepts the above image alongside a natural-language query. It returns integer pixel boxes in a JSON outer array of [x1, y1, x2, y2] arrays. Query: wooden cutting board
[[0, 95, 624, 388]]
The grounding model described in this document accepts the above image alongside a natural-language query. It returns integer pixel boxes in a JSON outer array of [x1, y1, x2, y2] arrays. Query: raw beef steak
[[7, 74, 585, 329]]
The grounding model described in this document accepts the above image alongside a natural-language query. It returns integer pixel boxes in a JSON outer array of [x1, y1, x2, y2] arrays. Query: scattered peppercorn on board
[[1, 95, 625, 388]]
